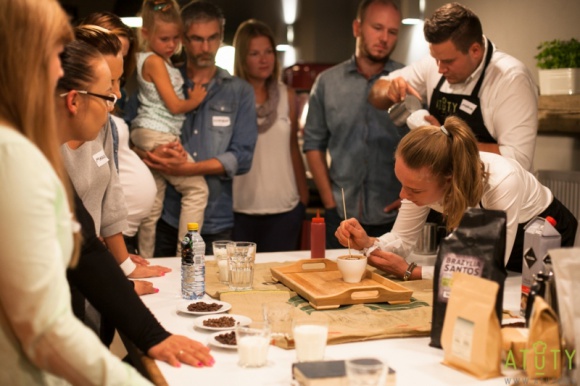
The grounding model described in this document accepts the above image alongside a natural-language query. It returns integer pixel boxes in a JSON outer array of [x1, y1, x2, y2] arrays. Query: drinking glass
[[227, 242, 256, 291], [212, 240, 231, 284], [292, 318, 328, 362], [235, 321, 271, 368], [263, 301, 294, 341], [345, 357, 388, 386]]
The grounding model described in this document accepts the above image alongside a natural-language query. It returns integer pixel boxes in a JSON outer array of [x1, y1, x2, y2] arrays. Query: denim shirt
[[303, 56, 407, 225], [160, 67, 258, 234]]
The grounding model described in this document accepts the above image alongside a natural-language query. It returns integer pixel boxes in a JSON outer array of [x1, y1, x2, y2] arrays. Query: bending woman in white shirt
[[0, 0, 150, 384], [335, 116, 577, 280]]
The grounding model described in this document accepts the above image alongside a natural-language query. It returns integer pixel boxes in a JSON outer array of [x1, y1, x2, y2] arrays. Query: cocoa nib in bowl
[[203, 316, 236, 328], [187, 302, 223, 312], [215, 331, 236, 346]]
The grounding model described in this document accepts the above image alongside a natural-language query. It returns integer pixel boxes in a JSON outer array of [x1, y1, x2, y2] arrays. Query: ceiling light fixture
[[401, 0, 425, 25]]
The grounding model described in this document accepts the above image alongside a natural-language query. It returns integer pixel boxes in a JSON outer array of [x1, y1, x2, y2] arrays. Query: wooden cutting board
[[270, 259, 413, 310]]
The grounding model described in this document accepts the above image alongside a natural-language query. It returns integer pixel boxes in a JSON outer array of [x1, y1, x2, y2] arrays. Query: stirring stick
[[341, 187, 352, 258]]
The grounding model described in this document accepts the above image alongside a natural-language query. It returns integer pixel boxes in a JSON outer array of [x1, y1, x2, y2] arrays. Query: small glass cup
[[263, 301, 295, 342], [212, 240, 231, 284], [227, 241, 256, 291], [292, 318, 328, 362], [345, 357, 388, 386], [235, 321, 271, 368]]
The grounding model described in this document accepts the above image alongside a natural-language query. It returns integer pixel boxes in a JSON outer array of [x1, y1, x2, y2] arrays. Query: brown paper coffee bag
[[441, 272, 502, 379], [502, 327, 528, 369], [549, 247, 580, 385], [525, 296, 561, 379]]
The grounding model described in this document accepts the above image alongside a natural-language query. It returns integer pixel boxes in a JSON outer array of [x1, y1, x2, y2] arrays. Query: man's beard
[[360, 38, 394, 64], [366, 52, 390, 63]]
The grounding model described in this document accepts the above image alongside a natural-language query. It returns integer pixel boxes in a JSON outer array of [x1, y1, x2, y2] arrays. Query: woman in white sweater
[[0, 0, 150, 384]]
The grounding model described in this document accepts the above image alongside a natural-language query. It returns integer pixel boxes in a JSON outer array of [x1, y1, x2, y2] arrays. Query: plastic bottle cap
[[187, 223, 199, 231], [545, 216, 557, 227], [312, 209, 325, 223]]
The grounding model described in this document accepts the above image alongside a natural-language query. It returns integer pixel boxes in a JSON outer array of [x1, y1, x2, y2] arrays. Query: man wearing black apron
[[429, 38, 496, 145], [369, 3, 537, 171]]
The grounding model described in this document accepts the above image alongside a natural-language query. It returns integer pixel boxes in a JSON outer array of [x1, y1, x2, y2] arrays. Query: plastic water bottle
[[181, 222, 206, 299]]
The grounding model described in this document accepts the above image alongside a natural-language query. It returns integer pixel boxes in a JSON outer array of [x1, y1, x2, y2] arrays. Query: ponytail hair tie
[[440, 125, 451, 137], [151, 0, 172, 12]]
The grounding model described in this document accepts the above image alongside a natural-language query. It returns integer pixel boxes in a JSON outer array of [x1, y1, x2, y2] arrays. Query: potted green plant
[[535, 38, 580, 95]]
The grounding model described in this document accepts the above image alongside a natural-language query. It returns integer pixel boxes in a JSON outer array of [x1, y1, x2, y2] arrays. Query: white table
[[140, 249, 523, 385]]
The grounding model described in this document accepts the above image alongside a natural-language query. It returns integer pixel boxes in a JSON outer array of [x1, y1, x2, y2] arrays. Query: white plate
[[176, 300, 231, 315], [208, 331, 237, 349], [193, 314, 252, 331]]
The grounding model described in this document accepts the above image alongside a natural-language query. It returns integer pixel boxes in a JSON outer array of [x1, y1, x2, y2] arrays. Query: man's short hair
[[356, 0, 400, 23], [423, 2, 483, 53], [181, 0, 225, 34]]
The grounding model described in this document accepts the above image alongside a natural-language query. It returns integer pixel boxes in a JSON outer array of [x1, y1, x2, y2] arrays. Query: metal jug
[[415, 222, 438, 255], [387, 95, 422, 127]]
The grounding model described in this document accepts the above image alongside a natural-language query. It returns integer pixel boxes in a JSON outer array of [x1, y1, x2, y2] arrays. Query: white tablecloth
[[141, 249, 523, 385]]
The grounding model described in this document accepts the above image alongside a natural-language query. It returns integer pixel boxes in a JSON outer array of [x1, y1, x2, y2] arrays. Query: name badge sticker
[[212, 116, 231, 127], [92, 150, 109, 167], [459, 99, 477, 115]]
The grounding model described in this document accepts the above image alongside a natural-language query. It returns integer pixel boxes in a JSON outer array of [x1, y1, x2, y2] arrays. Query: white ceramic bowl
[[336, 255, 368, 283]]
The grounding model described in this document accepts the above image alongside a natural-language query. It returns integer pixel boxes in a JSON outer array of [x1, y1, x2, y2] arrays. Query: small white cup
[[337, 255, 368, 283], [293, 318, 328, 362], [235, 321, 271, 368]]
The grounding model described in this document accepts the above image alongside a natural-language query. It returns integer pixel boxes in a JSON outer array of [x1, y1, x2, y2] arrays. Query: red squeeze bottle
[[310, 209, 326, 259]]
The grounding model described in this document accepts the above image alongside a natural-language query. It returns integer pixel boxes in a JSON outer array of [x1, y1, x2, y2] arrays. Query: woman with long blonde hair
[[336, 116, 577, 280], [231, 19, 309, 251], [0, 0, 150, 384]]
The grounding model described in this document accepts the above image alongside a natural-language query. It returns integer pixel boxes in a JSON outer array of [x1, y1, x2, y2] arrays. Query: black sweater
[[67, 192, 170, 353]]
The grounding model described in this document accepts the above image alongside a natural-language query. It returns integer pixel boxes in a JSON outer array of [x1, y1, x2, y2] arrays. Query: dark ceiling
[[59, 0, 285, 45]]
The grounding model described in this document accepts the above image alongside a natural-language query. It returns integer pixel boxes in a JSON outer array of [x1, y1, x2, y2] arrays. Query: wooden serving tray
[[270, 259, 413, 310]]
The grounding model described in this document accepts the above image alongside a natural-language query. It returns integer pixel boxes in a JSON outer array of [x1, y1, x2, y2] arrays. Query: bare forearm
[[166, 98, 202, 115], [368, 78, 395, 110], [477, 142, 501, 155], [181, 158, 225, 177], [104, 232, 130, 265]]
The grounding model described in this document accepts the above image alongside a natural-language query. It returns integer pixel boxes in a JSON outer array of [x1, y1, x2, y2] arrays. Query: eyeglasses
[[60, 90, 117, 110], [186, 33, 221, 45]]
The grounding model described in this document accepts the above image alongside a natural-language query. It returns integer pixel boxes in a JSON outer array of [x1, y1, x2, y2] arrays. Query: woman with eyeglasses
[[0, 0, 151, 384], [64, 25, 214, 368], [60, 26, 171, 301]]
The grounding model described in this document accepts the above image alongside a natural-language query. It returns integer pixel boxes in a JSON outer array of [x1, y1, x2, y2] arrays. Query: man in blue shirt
[[144, 1, 257, 255], [303, 0, 407, 248]]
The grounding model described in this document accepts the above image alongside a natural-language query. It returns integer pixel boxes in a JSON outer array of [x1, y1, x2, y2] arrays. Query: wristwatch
[[403, 261, 417, 281]]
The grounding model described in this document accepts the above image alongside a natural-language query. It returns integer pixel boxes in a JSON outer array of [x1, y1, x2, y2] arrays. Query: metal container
[[387, 95, 422, 127], [415, 222, 438, 255]]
